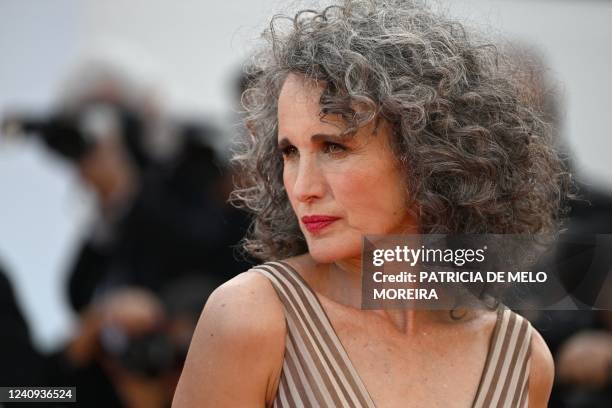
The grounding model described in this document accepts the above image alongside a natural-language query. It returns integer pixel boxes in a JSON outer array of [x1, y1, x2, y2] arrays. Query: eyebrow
[[277, 137, 292, 150], [277, 133, 350, 148]]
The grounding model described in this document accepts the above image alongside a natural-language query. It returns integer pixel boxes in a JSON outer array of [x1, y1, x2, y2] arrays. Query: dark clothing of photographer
[[5, 105, 252, 312], [529, 183, 612, 407], [67, 133, 251, 312], [0, 266, 123, 407]]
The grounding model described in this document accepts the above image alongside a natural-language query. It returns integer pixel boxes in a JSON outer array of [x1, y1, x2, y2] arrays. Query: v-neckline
[[277, 260, 504, 408], [277, 261, 377, 407]]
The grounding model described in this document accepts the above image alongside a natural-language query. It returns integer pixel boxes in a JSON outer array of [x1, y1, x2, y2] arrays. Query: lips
[[301, 215, 340, 233]]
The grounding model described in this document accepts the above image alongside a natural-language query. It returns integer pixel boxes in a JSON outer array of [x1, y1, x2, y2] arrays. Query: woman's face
[[278, 74, 417, 263]]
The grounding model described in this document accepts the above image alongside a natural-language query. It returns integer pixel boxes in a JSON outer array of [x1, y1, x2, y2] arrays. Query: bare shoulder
[[172, 269, 286, 407], [528, 326, 554, 408], [201, 269, 287, 338]]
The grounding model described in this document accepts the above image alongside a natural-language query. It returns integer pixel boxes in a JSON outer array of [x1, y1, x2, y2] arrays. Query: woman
[[173, 1, 568, 406]]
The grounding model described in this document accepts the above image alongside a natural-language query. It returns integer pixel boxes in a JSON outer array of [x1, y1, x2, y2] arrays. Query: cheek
[[330, 163, 406, 224], [331, 170, 389, 211], [282, 165, 296, 201]]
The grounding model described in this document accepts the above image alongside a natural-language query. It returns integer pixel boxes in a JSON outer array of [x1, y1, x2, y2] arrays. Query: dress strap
[[254, 261, 376, 408], [472, 305, 533, 408]]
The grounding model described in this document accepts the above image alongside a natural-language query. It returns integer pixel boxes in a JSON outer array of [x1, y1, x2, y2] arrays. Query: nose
[[291, 154, 326, 204]]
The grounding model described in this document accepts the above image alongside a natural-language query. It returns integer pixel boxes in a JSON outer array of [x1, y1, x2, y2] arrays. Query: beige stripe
[[272, 262, 375, 407], [271, 265, 366, 407], [267, 263, 372, 407], [496, 321, 529, 407], [258, 268, 339, 407], [488, 313, 522, 406], [285, 328, 321, 406], [282, 370, 298, 407], [259, 266, 352, 406], [281, 359, 302, 408], [278, 371, 289, 408], [518, 357, 531, 408], [480, 310, 517, 407], [498, 320, 531, 407], [257, 268, 335, 405], [510, 338, 532, 408], [473, 307, 512, 407], [286, 323, 334, 406], [278, 262, 375, 407], [471, 304, 504, 407]]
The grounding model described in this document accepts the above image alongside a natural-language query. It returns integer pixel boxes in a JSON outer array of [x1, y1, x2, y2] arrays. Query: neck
[[321, 259, 363, 309], [306, 256, 478, 334]]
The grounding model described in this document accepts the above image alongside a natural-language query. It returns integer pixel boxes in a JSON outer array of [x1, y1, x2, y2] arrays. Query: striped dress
[[254, 261, 533, 408]]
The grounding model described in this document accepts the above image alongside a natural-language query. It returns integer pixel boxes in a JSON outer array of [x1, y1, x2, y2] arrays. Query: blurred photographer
[[90, 276, 217, 408], [3, 62, 250, 308], [1, 62, 251, 406], [1, 260, 215, 408]]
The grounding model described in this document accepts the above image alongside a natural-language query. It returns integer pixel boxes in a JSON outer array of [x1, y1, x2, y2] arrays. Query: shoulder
[[198, 268, 287, 345], [173, 269, 286, 407], [527, 323, 554, 408]]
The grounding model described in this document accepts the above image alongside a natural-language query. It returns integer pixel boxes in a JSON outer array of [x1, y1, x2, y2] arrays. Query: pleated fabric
[[255, 261, 532, 408], [472, 305, 533, 408]]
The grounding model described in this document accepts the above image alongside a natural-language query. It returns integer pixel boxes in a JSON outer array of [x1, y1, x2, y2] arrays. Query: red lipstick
[[301, 215, 340, 233]]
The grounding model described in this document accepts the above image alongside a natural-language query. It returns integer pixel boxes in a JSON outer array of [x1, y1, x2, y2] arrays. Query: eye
[[280, 144, 299, 159], [323, 142, 347, 155]]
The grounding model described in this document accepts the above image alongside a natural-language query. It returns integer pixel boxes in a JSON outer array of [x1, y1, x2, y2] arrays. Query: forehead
[[278, 73, 323, 109], [277, 74, 343, 139]]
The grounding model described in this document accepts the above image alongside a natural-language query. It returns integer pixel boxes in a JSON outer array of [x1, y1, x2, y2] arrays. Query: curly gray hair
[[231, 0, 571, 261]]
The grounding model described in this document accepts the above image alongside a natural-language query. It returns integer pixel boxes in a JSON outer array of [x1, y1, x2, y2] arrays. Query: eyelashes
[[279, 142, 348, 160], [280, 145, 299, 158], [323, 142, 347, 154]]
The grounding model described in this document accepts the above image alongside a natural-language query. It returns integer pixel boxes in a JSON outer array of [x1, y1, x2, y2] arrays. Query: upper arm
[[528, 328, 554, 408], [172, 270, 286, 408]]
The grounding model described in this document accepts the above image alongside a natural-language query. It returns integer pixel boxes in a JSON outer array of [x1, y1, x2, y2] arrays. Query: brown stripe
[[283, 348, 309, 407], [518, 361, 530, 408], [274, 262, 367, 406], [277, 371, 288, 408], [280, 369, 299, 408], [481, 310, 518, 407], [489, 314, 527, 406], [495, 316, 529, 406], [259, 267, 342, 406], [472, 304, 506, 407], [511, 337, 532, 408], [259, 266, 350, 406], [274, 261, 375, 407], [268, 262, 373, 407], [257, 267, 333, 405], [285, 333, 319, 406], [285, 323, 333, 406], [504, 320, 532, 407], [262, 265, 351, 406]]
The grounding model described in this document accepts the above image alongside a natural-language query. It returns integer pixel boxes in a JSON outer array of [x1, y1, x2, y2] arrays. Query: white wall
[[0, 0, 89, 351], [451, 0, 612, 188], [1, 0, 611, 350]]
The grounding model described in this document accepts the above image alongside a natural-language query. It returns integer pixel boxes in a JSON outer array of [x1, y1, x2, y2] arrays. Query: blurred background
[[0, 0, 611, 407]]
